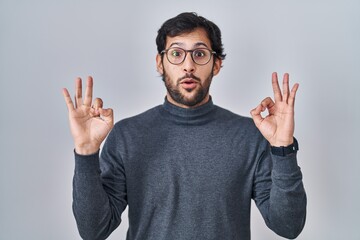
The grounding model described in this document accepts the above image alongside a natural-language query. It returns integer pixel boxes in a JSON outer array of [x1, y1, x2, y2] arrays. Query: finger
[[92, 98, 103, 109], [261, 97, 275, 110], [62, 88, 75, 112], [83, 76, 93, 107], [282, 73, 290, 103], [91, 98, 103, 117], [89, 108, 97, 118], [75, 77, 83, 108], [250, 104, 264, 128], [288, 83, 299, 107], [272, 72, 282, 102]]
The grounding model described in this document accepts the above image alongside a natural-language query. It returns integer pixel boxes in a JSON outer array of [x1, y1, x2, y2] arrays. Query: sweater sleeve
[[72, 127, 128, 240], [252, 140, 307, 239]]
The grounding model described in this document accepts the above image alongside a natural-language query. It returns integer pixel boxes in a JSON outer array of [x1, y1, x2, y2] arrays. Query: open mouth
[[180, 78, 198, 89]]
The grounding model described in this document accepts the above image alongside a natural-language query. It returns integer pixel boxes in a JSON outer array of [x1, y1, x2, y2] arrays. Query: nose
[[182, 52, 196, 73]]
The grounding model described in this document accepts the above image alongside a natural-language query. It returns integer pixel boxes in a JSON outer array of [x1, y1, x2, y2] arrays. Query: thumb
[[99, 108, 114, 126]]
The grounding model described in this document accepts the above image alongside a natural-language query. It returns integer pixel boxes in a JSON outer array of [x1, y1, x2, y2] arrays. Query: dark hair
[[156, 12, 226, 61]]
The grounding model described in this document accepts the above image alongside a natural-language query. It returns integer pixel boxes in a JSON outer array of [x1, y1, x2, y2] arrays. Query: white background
[[0, 0, 359, 239]]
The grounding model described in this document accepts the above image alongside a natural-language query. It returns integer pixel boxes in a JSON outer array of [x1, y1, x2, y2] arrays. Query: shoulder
[[113, 105, 162, 132], [213, 105, 265, 140], [214, 105, 256, 128], [214, 105, 268, 149]]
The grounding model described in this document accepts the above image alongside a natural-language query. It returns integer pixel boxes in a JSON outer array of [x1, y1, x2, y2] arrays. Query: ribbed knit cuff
[[74, 149, 101, 174], [271, 152, 300, 174]]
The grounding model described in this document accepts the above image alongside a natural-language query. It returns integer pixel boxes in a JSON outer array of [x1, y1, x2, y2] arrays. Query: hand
[[62, 76, 114, 155], [250, 72, 299, 147]]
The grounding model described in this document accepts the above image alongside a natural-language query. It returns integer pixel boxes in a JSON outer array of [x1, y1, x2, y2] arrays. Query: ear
[[156, 54, 164, 75], [212, 58, 222, 76]]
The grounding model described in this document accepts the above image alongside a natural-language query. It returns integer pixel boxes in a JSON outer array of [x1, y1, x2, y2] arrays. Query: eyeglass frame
[[160, 47, 217, 66]]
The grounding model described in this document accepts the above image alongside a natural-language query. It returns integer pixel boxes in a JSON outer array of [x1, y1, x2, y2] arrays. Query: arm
[[73, 128, 127, 240], [250, 72, 307, 238], [63, 77, 126, 239], [252, 140, 306, 239]]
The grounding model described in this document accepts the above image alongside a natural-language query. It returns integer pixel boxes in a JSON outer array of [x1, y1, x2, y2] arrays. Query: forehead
[[165, 28, 211, 49]]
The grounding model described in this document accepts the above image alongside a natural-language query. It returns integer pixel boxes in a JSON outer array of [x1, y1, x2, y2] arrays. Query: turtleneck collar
[[160, 96, 216, 125]]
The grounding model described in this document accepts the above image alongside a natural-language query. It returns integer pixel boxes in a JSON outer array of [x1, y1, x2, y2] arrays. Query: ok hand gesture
[[250, 72, 299, 147], [62, 76, 114, 155]]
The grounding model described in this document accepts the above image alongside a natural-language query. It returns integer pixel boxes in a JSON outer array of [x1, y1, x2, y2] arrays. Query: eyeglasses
[[161, 47, 217, 65]]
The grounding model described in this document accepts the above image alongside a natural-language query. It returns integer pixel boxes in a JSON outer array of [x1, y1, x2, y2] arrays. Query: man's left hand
[[250, 72, 299, 147]]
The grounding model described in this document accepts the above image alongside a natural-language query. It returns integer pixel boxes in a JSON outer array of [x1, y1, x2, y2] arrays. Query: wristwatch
[[270, 138, 299, 156]]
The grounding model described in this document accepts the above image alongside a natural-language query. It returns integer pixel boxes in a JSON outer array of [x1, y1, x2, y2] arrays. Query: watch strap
[[270, 138, 299, 156]]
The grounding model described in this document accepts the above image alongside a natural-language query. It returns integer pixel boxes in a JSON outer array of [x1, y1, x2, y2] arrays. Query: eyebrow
[[169, 42, 210, 49]]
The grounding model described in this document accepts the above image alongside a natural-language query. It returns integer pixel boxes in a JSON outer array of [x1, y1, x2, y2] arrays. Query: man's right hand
[[62, 76, 114, 155]]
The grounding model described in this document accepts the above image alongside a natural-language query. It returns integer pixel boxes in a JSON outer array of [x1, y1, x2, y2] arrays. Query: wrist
[[75, 143, 100, 155], [270, 137, 299, 156], [270, 137, 294, 147]]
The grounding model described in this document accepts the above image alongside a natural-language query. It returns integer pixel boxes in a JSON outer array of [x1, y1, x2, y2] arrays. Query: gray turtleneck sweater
[[73, 98, 306, 240]]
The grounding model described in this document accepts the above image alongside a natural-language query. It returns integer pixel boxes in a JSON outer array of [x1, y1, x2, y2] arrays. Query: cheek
[[200, 65, 214, 78], [164, 64, 180, 78]]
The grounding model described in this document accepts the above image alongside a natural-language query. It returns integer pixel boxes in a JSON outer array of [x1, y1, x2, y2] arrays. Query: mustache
[[178, 73, 201, 82]]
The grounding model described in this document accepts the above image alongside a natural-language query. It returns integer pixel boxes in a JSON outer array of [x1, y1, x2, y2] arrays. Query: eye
[[193, 49, 207, 58], [170, 49, 183, 58]]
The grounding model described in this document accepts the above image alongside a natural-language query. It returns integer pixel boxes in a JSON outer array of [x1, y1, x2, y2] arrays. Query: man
[[63, 12, 306, 240]]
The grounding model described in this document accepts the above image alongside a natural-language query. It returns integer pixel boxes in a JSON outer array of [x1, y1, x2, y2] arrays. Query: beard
[[162, 69, 213, 107]]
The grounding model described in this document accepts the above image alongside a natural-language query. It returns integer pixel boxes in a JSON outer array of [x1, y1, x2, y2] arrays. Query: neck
[[161, 96, 216, 125], [166, 93, 210, 109]]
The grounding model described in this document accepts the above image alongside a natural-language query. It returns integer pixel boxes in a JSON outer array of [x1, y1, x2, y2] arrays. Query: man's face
[[156, 28, 222, 108]]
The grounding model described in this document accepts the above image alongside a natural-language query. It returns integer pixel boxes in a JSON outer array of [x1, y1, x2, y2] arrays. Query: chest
[[124, 129, 257, 202]]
